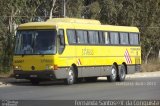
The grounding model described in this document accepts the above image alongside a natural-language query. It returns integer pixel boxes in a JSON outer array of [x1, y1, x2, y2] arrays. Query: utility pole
[[158, 49, 160, 61], [63, 0, 66, 17]]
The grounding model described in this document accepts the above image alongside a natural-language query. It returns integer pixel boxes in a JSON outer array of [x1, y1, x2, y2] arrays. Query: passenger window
[[76, 30, 88, 44], [120, 33, 129, 45], [83, 31, 88, 44], [129, 33, 139, 45], [67, 30, 76, 44], [99, 31, 105, 44], [58, 29, 65, 54], [104, 32, 110, 44], [88, 31, 99, 44], [110, 32, 119, 44]]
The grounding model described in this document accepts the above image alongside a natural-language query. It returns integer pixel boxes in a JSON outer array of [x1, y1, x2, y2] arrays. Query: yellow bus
[[13, 18, 141, 85]]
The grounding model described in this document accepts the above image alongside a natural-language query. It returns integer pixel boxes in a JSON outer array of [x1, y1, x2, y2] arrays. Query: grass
[[0, 72, 13, 78], [141, 59, 160, 72]]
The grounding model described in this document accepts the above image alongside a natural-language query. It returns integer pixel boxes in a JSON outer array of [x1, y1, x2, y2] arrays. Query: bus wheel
[[107, 65, 117, 82], [64, 67, 76, 85], [117, 64, 126, 81], [30, 79, 40, 85]]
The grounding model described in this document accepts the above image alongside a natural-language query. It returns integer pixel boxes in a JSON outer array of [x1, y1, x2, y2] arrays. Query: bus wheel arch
[[113, 62, 119, 71], [113, 62, 119, 77], [72, 63, 78, 79], [117, 62, 127, 82], [64, 63, 78, 85], [122, 62, 127, 74], [107, 63, 118, 82]]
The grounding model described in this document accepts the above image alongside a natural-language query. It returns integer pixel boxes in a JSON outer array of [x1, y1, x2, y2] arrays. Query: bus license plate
[[30, 75, 37, 78]]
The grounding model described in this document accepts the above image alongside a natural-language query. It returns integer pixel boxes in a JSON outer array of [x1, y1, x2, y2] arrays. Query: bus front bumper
[[14, 70, 56, 80]]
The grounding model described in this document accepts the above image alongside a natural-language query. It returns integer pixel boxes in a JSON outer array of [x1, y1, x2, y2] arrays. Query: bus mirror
[[58, 35, 64, 45], [56, 25, 58, 32]]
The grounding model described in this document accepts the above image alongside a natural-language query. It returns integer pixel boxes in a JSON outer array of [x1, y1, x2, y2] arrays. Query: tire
[[30, 79, 40, 85], [117, 64, 126, 81], [85, 77, 97, 82], [107, 65, 117, 82], [64, 67, 76, 85]]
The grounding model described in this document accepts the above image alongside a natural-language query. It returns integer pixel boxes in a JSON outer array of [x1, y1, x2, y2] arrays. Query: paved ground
[[0, 71, 160, 101]]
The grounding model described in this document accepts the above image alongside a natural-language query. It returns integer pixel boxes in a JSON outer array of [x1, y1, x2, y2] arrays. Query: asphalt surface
[[0, 76, 160, 100]]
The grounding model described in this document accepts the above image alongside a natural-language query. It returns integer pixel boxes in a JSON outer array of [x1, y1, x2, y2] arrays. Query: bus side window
[[110, 32, 119, 45], [76, 30, 88, 44], [67, 30, 76, 44], [83, 31, 88, 44], [129, 33, 139, 45], [58, 29, 65, 54], [120, 32, 129, 45], [88, 31, 99, 44], [104, 32, 110, 44], [99, 31, 105, 44]]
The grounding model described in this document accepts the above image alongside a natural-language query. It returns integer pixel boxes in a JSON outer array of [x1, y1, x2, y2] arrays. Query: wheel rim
[[111, 68, 117, 80], [120, 67, 125, 79], [68, 69, 74, 84]]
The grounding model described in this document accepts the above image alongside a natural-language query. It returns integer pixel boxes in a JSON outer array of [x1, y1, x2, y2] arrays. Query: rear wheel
[[107, 65, 117, 82], [117, 64, 126, 81], [64, 67, 76, 85]]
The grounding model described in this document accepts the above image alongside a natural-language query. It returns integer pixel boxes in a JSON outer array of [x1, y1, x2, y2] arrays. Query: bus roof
[[18, 22, 57, 30], [47, 18, 101, 25], [18, 18, 139, 32]]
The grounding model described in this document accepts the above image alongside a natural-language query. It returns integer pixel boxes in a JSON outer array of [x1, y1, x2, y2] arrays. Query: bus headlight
[[46, 65, 58, 70], [14, 65, 22, 70], [46, 65, 54, 70]]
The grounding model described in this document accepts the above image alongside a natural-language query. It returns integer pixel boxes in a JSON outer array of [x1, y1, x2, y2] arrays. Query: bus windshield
[[15, 30, 56, 55]]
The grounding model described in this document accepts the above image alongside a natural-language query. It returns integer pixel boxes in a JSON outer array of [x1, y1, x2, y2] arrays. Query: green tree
[[66, 0, 83, 18]]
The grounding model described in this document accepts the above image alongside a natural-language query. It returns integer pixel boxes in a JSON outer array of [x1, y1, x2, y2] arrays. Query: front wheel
[[107, 65, 117, 82], [64, 67, 76, 85], [117, 64, 126, 81]]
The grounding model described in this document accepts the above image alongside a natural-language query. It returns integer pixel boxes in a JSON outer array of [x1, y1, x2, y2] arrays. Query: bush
[[141, 59, 160, 72]]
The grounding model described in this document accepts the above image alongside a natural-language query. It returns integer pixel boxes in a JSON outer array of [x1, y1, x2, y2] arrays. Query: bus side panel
[[55, 45, 141, 78], [54, 68, 67, 79]]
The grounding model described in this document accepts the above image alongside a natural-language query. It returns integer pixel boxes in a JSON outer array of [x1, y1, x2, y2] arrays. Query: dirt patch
[[0, 71, 13, 78], [141, 64, 160, 72]]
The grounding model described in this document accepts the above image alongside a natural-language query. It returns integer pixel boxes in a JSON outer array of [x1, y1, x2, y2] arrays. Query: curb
[[98, 71, 160, 80], [0, 81, 11, 87], [0, 77, 14, 87], [127, 71, 160, 78]]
